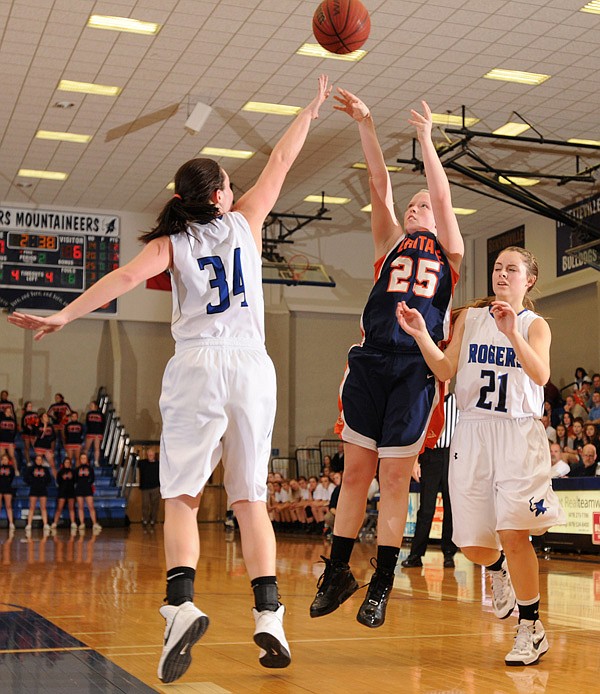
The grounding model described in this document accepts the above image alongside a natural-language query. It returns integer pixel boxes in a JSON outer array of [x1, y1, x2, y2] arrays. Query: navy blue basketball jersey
[[361, 230, 457, 351]]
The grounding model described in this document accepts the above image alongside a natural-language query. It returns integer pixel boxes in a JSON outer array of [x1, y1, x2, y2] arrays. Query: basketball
[[312, 0, 371, 55]]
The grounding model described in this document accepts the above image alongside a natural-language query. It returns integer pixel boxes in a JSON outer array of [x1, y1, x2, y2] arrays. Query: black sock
[[518, 596, 540, 622], [166, 566, 195, 606], [330, 535, 355, 565], [376, 545, 400, 575], [251, 576, 279, 612], [486, 552, 505, 572]]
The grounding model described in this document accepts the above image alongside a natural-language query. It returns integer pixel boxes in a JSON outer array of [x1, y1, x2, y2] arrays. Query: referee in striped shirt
[[402, 387, 459, 568]]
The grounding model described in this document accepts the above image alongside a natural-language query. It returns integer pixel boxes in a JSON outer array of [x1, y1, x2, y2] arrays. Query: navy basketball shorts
[[338, 344, 440, 458]]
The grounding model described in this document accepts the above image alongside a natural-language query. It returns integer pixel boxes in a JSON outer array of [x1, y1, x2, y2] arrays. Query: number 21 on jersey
[[387, 256, 440, 297]]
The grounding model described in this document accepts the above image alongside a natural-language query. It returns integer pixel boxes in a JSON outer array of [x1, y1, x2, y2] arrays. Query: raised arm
[[490, 301, 551, 386], [410, 101, 464, 273], [234, 75, 331, 248], [7, 236, 172, 340], [334, 87, 401, 260], [396, 301, 464, 381]]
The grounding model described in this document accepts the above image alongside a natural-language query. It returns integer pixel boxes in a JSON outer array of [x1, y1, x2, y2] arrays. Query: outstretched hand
[[333, 87, 370, 122], [408, 100, 433, 142], [396, 301, 427, 337], [7, 311, 67, 341], [306, 74, 332, 119], [490, 300, 518, 337]]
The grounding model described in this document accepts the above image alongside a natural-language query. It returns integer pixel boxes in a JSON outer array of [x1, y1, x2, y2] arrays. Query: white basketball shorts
[[449, 415, 566, 549], [159, 340, 276, 503]]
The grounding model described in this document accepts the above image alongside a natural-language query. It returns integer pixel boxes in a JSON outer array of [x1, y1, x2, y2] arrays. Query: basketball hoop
[[287, 254, 310, 283]]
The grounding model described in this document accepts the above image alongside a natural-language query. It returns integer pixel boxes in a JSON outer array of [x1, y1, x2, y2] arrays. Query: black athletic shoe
[[443, 555, 455, 568], [310, 556, 359, 618], [401, 555, 423, 568], [356, 564, 394, 629]]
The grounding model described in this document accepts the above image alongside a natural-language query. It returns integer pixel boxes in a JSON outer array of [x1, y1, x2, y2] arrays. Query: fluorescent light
[[36, 130, 91, 143], [498, 176, 539, 187], [304, 195, 350, 204], [568, 138, 600, 146], [296, 43, 366, 62], [361, 203, 372, 212], [352, 162, 403, 172], [87, 15, 161, 34], [581, 1, 600, 14], [200, 147, 254, 159], [483, 68, 550, 85], [452, 207, 477, 215], [242, 101, 301, 116], [492, 122, 531, 137], [58, 79, 122, 96], [430, 113, 480, 127], [166, 182, 175, 190], [18, 169, 68, 181]]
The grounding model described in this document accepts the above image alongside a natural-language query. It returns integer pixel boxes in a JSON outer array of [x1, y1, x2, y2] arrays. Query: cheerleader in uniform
[[0, 453, 16, 531], [34, 412, 56, 477], [52, 456, 77, 531], [21, 401, 39, 467], [74, 453, 101, 532], [25, 454, 52, 533]]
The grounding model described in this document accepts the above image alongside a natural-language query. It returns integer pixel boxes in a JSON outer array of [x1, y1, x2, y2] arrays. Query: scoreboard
[[0, 206, 120, 314]]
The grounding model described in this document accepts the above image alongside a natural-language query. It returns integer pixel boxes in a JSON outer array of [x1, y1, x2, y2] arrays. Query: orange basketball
[[312, 0, 371, 55]]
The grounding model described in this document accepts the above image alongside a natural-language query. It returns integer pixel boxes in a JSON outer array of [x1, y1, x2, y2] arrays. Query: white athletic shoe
[[490, 558, 517, 619], [252, 604, 291, 669], [92, 522, 102, 532], [157, 601, 209, 683], [8, 523, 15, 531], [505, 619, 549, 666], [25, 524, 32, 533], [43, 524, 51, 534], [51, 522, 57, 530], [70, 522, 78, 530]]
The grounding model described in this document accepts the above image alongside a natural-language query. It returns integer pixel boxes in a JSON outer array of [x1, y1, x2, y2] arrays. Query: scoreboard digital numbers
[[0, 206, 120, 314]]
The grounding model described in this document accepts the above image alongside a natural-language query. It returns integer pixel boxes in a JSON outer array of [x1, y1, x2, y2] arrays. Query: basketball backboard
[[262, 260, 335, 287]]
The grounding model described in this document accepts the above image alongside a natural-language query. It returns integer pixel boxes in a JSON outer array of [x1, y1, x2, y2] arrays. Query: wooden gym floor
[[0, 524, 598, 693]]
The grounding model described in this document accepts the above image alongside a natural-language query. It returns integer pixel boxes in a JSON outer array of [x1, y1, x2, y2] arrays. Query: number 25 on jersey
[[387, 256, 440, 298]]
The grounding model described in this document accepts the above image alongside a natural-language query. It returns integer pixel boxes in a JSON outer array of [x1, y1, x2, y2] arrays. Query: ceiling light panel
[[296, 43, 366, 62], [36, 130, 92, 143], [242, 102, 301, 116], [498, 176, 540, 186], [483, 69, 550, 85], [304, 195, 350, 204], [87, 15, 161, 35], [352, 163, 403, 172], [18, 169, 68, 181], [200, 147, 254, 159], [58, 80, 122, 96], [492, 122, 531, 137]]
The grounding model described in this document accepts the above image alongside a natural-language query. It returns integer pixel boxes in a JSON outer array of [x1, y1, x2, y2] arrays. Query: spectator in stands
[[138, 447, 161, 529], [591, 373, 600, 396], [25, 454, 52, 534], [555, 423, 572, 451], [75, 452, 102, 532], [0, 405, 17, 461], [308, 474, 334, 534], [84, 401, 105, 467], [324, 471, 342, 537], [64, 411, 84, 462], [543, 400, 560, 429], [402, 388, 458, 569], [47, 393, 72, 456], [20, 401, 39, 467], [573, 367, 589, 392], [34, 412, 56, 477], [587, 391, 600, 423], [564, 417, 586, 458], [321, 455, 332, 475], [541, 415, 556, 444], [0, 391, 15, 419], [574, 378, 592, 410], [562, 411, 574, 437], [51, 456, 77, 531], [568, 443, 598, 477], [583, 422, 600, 452], [549, 444, 570, 478], [564, 395, 587, 422], [0, 453, 16, 531], [543, 381, 562, 410], [330, 442, 344, 473]]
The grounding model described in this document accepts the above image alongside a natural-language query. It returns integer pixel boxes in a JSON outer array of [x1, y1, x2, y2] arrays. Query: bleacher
[[1, 387, 137, 528]]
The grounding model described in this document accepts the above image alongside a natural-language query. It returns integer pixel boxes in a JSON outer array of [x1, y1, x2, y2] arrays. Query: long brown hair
[[140, 158, 225, 243]]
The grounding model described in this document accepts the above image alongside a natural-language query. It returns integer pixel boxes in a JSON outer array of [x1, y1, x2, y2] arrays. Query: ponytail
[[139, 158, 225, 243]]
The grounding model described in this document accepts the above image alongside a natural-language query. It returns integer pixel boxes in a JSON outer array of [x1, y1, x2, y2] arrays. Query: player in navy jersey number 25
[[309, 89, 464, 629], [397, 246, 566, 666], [7, 75, 331, 684]]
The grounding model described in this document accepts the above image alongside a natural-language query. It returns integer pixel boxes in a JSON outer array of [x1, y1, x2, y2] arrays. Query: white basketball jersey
[[455, 307, 544, 419], [168, 212, 264, 344]]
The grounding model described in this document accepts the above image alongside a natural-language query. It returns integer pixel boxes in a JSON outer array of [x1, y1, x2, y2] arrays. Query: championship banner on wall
[[0, 205, 120, 313], [486, 225, 525, 296], [556, 192, 600, 277]]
